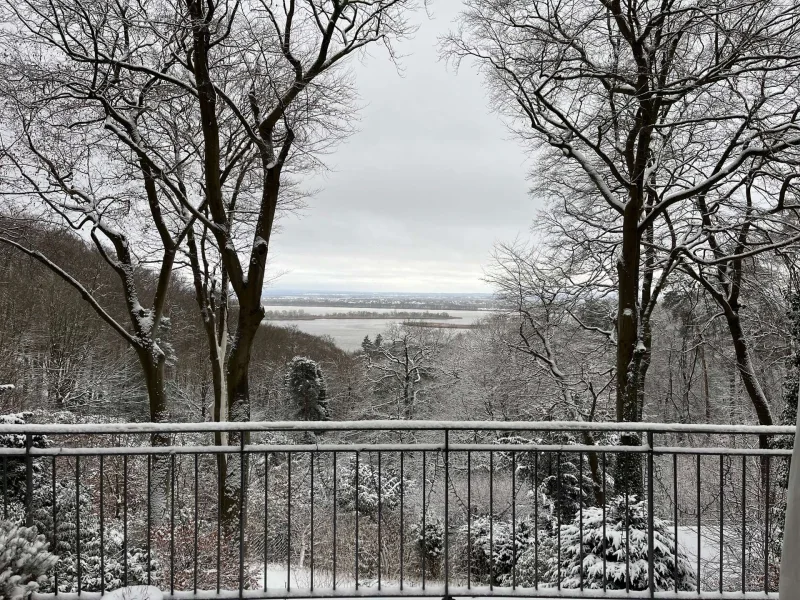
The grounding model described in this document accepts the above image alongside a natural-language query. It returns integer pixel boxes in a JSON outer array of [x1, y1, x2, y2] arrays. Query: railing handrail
[[0, 441, 793, 457], [0, 419, 795, 435]]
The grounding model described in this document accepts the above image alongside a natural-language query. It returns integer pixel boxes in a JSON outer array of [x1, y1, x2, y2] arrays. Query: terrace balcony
[[0, 420, 793, 600]]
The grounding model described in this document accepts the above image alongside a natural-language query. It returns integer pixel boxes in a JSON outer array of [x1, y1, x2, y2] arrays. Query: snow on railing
[[0, 419, 794, 435]]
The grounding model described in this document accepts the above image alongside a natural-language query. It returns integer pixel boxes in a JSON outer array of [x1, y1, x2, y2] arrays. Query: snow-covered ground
[[259, 564, 439, 592], [102, 586, 163, 600], [678, 526, 753, 591], [61, 534, 756, 600], [67, 563, 776, 600]]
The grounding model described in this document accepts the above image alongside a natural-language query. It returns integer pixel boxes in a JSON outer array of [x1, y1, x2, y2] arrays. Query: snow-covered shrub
[[540, 460, 590, 524], [336, 456, 411, 517], [52, 533, 156, 594], [0, 521, 57, 599], [526, 495, 695, 591], [412, 518, 444, 577], [458, 515, 535, 585]]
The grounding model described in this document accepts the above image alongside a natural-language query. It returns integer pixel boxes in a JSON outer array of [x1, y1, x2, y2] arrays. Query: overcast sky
[[267, 0, 538, 294]]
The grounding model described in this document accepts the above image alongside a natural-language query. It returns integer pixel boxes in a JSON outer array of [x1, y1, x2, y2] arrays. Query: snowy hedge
[[32, 479, 159, 593]]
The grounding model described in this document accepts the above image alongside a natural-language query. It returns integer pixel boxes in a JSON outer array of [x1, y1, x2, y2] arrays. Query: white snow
[[677, 526, 743, 590], [31, 565, 779, 599], [257, 564, 448, 595], [101, 586, 163, 600]]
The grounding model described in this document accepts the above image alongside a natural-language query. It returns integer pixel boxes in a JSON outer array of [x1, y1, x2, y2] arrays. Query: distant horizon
[[262, 288, 495, 297]]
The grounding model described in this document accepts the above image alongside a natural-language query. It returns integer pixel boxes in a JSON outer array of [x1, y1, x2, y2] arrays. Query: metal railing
[[0, 420, 794, 599]]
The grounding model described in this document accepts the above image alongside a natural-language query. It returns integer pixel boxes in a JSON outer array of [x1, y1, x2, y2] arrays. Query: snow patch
[[101, 586, 162, 600]]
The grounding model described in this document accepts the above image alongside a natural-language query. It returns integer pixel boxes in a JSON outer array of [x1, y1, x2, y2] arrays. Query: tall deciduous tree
[[444, 0, 800, 490], [0, 0, 418, 520], [0, 147, 191, 439], [676, 178, 800, 442]]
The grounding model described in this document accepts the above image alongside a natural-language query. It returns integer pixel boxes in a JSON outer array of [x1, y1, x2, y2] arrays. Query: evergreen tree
[[32, 480, 158, 593], [285, 357, 330, 421], [495, 433, 612, 523], [361, 335, 373, 353], [459, 514, 535, 585], [335, 456, 411, 517], [412, 518, 444, 577], [523, 496, 695, 591]]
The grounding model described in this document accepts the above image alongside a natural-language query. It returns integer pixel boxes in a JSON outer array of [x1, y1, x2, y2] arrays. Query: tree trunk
[[208, 329, 229, 516], [723, 309, 773, 485], [699, 342, 711, 424], [221, 307, 262, 528], [635, 314, 653, 422], [581, 431, 605, 506], [137, 345, 170, 441], [136, 345, 170, 520], [724, 310, 773, 430], [615, 207, 644, 496]]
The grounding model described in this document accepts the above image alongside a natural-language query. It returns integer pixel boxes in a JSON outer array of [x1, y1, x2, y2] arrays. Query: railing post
[[444, 428, 450, 600], [24, 432, 32, 527], [647, 430, 655, 598], [239, 430, 245, 599]]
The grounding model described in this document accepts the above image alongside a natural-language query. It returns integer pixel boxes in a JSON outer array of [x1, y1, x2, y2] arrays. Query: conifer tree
[[285, 357, 330, 421]]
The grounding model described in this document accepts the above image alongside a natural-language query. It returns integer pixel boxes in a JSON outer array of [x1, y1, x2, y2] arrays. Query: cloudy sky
[[268, 0, 538, 294]]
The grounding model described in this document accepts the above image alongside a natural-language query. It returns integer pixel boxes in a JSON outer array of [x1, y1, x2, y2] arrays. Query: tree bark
[[211, 346, 229, 512], [136, 345, 170, 519], [220, 306, 263, 525], [699, 341, 712, 424], [723, 308, 774, 484], [615, 206, 644, 496]]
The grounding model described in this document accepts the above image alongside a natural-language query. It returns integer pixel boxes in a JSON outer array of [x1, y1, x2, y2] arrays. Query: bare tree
[[486, 241, 616, 501], [0, 0, 417, 520], [677, 173, 800, 422], [444, 0, 800, 489], [0, 141, 192, 438], [363, 324, 449, 420]]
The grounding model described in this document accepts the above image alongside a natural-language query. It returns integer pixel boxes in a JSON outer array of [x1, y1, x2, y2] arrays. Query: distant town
[[261, 290, 498, 311]]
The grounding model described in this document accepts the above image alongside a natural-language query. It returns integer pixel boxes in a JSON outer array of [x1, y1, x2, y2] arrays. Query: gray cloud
[[269, 0, 537, 293]]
